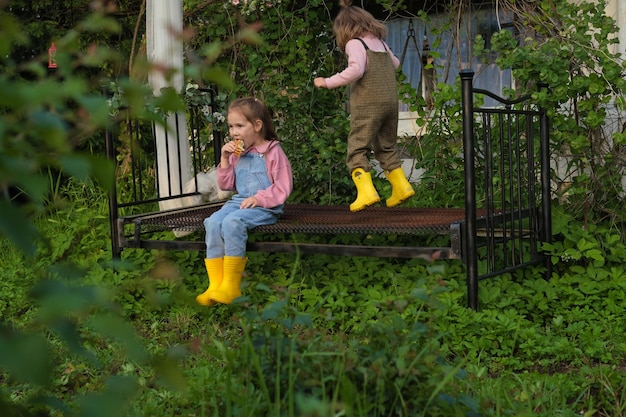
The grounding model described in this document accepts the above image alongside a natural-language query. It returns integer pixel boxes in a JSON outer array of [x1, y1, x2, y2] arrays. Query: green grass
[[2, 184, 626, 417]]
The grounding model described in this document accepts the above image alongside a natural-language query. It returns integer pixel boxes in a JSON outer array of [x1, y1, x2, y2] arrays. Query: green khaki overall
[[346, 38, 415, 212]]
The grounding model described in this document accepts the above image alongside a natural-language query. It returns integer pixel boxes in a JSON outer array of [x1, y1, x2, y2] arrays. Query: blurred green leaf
[[88, 314, 149, 364], [0, 198, 38, 256], [0, 326, 53, 387], [77, 376, 139, 417]]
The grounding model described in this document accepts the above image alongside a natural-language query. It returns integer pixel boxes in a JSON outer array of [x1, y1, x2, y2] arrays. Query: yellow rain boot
[[210, 256, 247, 304], [385, 167, 415, 207], [350, 168, 381, 212], [195, 258, 224, 306]]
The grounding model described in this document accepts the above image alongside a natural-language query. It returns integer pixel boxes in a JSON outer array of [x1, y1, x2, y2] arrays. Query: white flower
[[213, 112, 225, 123]]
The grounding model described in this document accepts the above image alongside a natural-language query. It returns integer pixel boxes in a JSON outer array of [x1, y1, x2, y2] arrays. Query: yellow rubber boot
[[210, 256, 247, 304], [350, 168, 381, 212], [195, 258, 223, 306], [385, 167, 415, 207]]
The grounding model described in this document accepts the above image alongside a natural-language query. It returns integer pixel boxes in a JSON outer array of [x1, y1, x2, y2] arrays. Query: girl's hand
[[222, 142, 234, 159], [222, 141, 236, 157], [314, 77, 327, 88], [240, 196, 258, 209]]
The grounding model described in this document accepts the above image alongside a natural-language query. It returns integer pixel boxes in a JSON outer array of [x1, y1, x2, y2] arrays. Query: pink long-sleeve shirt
[[324, 33, 400, 89], [217, 140, 293, 208]]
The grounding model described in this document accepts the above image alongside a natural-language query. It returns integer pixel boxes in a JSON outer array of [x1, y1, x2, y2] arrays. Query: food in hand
[[233, 139, 245, 156]]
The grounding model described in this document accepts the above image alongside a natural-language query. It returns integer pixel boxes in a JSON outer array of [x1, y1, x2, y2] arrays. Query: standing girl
[[314, 0, 414, 212], [196, 97, 293, 306]]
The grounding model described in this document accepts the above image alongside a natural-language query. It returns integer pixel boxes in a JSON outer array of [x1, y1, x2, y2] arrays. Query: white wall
[[577, 0, 625, 57], [605, 0, 626, 57]]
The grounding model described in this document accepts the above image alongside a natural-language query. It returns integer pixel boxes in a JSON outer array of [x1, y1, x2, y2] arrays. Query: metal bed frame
[[106, 70, 552, 309]]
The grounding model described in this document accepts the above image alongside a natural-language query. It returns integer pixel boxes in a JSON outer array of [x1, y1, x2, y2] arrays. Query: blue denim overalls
[[204, 150, 283, 258]]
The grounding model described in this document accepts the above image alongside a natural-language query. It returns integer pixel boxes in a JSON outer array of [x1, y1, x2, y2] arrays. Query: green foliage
[[0, 4, 118, 255], [486, 0, 626, 228], [202, 298, 478, 416], [187, 0, 359, 204], [0, 179, 187, 416], [6, 188, 626, 416], [410, 82, 466, 207], [4, 0, 626, 416], [0, 3, 192, 416]]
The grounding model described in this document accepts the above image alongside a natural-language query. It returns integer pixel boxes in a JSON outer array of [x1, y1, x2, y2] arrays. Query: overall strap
[[379, 38, 390, 52], [355, 37, 389, 53], [355, 37, 369, 51]]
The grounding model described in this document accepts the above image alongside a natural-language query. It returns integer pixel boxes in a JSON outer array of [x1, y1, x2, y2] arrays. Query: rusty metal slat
[[123, 203, 468, 236]]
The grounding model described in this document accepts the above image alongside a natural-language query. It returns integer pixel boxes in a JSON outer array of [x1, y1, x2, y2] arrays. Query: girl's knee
[[222, 215, 245, 235], [204, 217, 221, 233]]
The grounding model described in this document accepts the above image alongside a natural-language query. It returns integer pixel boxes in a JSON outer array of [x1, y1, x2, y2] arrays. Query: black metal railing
[[461, 70, 552, 309], [107, 87, 224, 257]]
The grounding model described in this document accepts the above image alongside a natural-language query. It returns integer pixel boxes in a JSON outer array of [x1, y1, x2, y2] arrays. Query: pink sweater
[[324, 33, 400, 89], [217, 140, 293, 208]]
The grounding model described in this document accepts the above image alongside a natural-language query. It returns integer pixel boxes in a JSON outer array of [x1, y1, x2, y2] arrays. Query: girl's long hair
[[228, 97, 278, 141], [333, 0, 388, 52]]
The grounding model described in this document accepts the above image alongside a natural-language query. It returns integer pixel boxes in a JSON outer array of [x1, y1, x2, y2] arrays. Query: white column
[[147, 0, 192, 211], [604, 0, 626, 56], [617, 0, 626, 56]]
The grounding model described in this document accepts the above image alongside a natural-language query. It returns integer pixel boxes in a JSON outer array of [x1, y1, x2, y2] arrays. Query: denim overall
[[204, 150, 283, 258]]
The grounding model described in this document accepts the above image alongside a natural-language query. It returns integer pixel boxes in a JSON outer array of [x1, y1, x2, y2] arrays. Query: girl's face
[[227, 108, 263, 148]]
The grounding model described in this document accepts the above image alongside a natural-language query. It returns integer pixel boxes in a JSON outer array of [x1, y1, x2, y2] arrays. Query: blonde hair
[[228, 97, 278, 141], [333, 0, 388, 52]]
